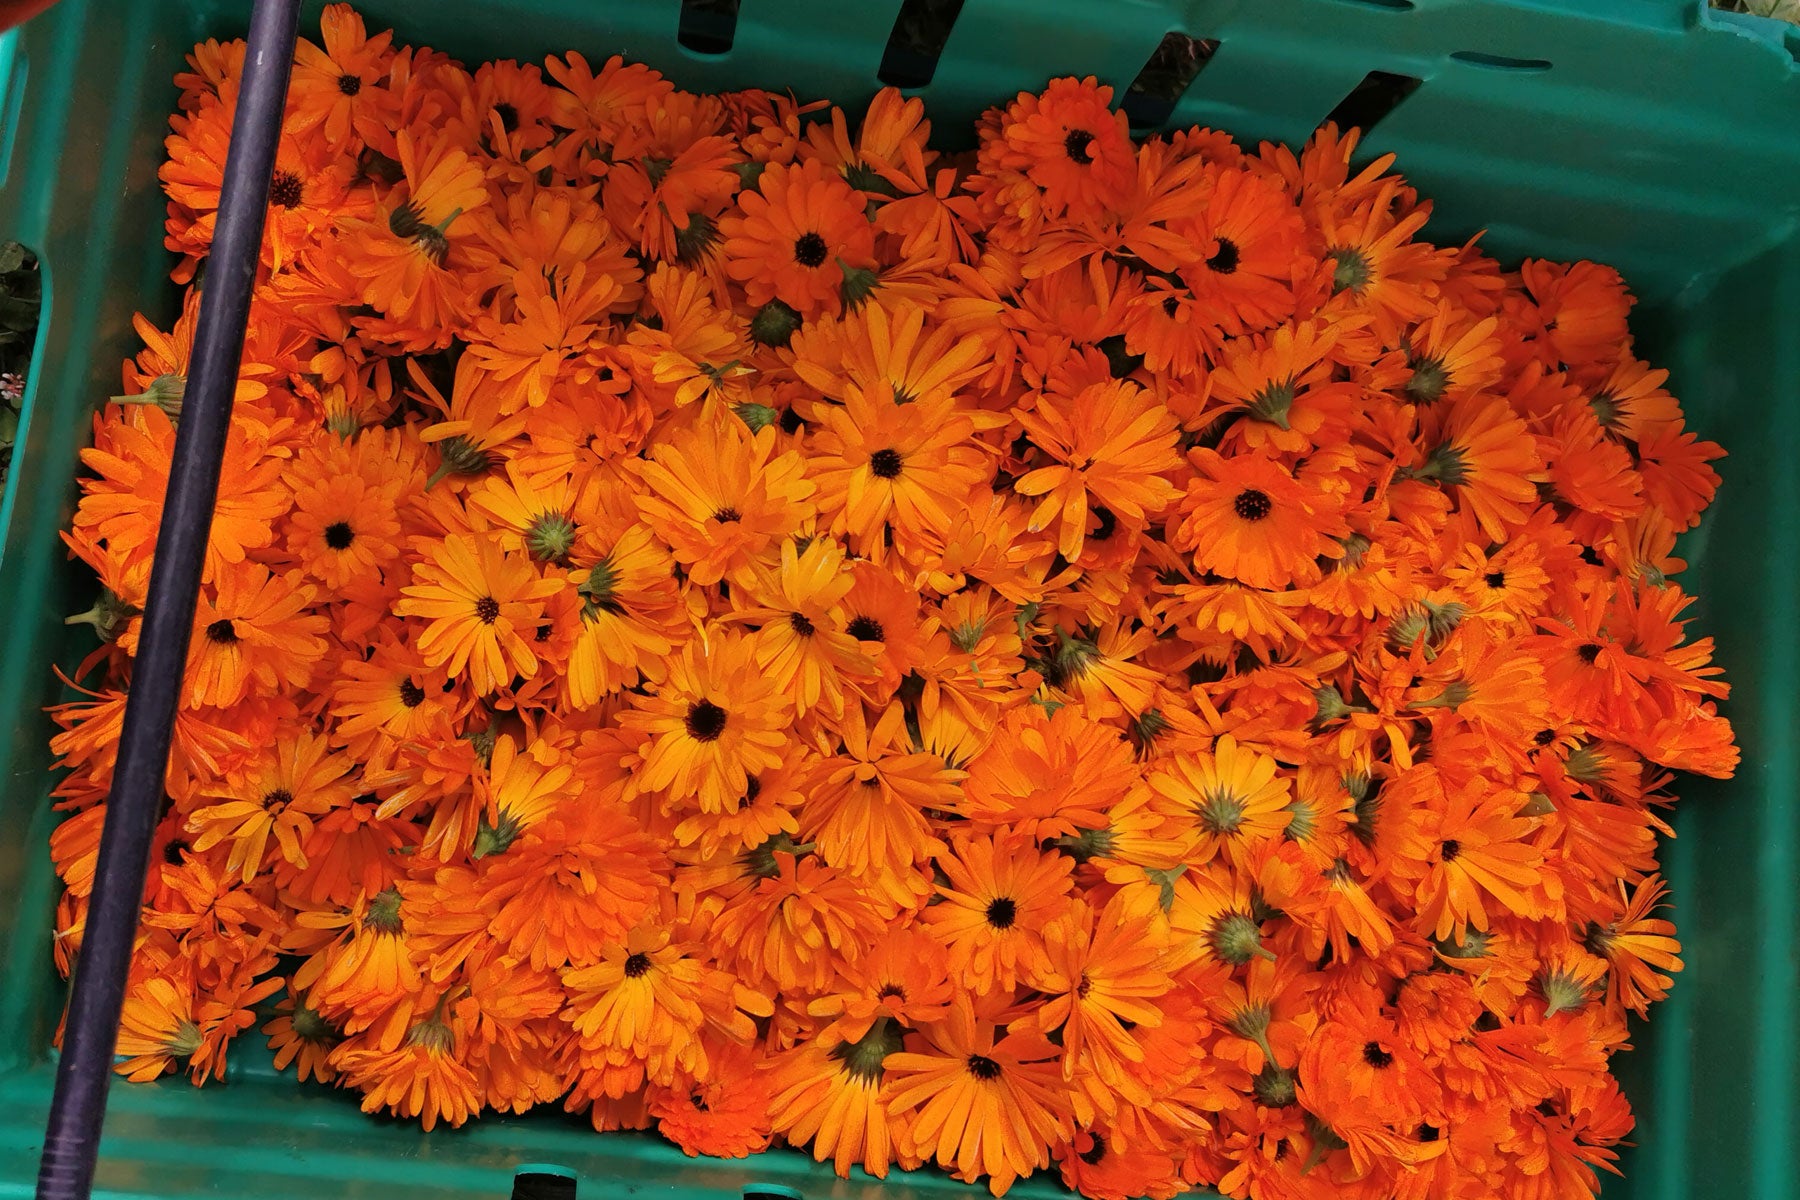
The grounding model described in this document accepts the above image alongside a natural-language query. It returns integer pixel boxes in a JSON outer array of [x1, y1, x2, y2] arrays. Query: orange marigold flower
[[633, 414, 816, 587], [620, 632, 789, 813], [186, 565, 328, 708], [186, 726, 353, 885], [721, 157, 877, 317], [333, 1013, 481, 1131], [807, 382, 991, 558], [884, 999, 1073, 1194], [1013, 380, 1182, 561], [1174, 448, 1349, 590], [395, 533, 565, 693], [924, 831, 1075, 995]]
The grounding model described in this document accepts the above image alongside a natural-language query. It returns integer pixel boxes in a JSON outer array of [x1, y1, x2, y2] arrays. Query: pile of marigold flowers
[[47, 7, 1739, 1199]]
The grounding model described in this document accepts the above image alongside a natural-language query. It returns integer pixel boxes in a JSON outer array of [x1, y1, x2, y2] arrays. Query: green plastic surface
[[0, 0, 1797, 1197]]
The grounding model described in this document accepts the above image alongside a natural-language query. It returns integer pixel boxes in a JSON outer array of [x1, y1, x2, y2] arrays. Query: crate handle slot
[[1122, 32, 1220, 129], [1450, 50, 1553, 72], [1327, 0, 1415, 10], [743, 1186, 803, 1200], [512, 1165, 577, 1199], [877, 0, 965, 89], [1320, 69, 1422, 134], [677, 0, 738, 56]]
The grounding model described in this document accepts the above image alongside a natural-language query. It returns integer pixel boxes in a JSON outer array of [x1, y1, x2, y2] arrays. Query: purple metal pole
[[33, 2, 299, 1196]]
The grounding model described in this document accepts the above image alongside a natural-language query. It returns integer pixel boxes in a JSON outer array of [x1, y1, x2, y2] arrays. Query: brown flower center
[[685, 699, 728, 742], [1233, 488, 1272, 521], [793, 232, 828, 267]]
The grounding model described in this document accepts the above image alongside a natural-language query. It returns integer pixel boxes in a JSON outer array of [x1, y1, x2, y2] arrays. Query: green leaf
[[0, 406, 17, 446], [0, 242, 26, 274]]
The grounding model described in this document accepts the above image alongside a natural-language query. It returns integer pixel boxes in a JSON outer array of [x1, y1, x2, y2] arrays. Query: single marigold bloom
[[721, 157, 877, 317], [1171, 165, 1306, 335], [884, 999, 1073, 1194], [1013, 380, 1183, 561], [395, 533, 565, 694], [561, 917, 771, 1086], [186, 564, 328, 708], [924, 831, 1075, 995], [731, 535, 873, 719], [620, 632, 789, 813], [344, 128, 491, 346], [186, 727, 353, 885], [650, 1043, 775, 1159], [1146, 735, 1291, 868], [987, 76, 1135, 223], [1035, 897, 1171, 1101], [806, 926, 955, 1044], [955, 703, 1133, 841], [334, 1014, 481, 1131], [767, 1019, 905, 1179], [633, 414, 816, 588], [1174, 448, 1349, 590], [807, 382, 991, 558]]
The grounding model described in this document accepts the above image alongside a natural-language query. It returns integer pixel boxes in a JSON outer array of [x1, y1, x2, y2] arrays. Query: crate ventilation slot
[[512, 1165, 577, 1200], [1450, 50, 1552, 72], [1330, 0, 1415, 9], [743, 1187, 804, 1200], [1321, 69, 1422, 134], [1122, 32, 1221, 128], [878, 0, 966, 88], [678, 0, 738, 55]]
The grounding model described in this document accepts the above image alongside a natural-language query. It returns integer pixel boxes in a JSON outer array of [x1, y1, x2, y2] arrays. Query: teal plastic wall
[[0, 1, 1796, 1197]]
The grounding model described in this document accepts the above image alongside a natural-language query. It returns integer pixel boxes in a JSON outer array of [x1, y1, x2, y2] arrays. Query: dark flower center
[[1417, 1123, 1441, 1142], [1079, 1134, 1107, 1164], [623, 952, 652, 978], [1206, 237, 1240, 274], [686, 699, 728, 742], [1362, 1041, 1394, 1068], [324, 521, 355, 550], [398, 679, 426, 708], [847, 615, 884, 642], [1577, 642, 1603, 664], [788, 611, 816, 637], [206, 619, 239, 644], [1233, 488, 1272, 521], [1484, 570, 1506, 589], [474, 596, 501, 624], [269, 170, 304, 209], [869, 448, 903, 479], [263, 788, 294, 808], [793, 232, 829, 267], [1440, 839, 1462, 862], [1162, 294, 1181, 317], [493, 101, 519, 132], [1064, 129, 1096, 164], [713, 506, 742, 524], [1534, 729, 1558, 746], [966, 1054, 1002, 1080], [337, 73, 363, 96], [985, 897, 1018, 929], [877, 983, 908, 1001]]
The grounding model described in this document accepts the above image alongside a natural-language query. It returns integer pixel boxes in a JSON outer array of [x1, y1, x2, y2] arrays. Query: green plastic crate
[[0, 0, 1797, 1196]]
